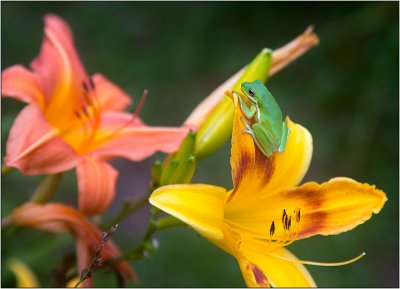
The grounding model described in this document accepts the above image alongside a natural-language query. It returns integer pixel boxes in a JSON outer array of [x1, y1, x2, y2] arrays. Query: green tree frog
[[238, 80, 290, 157]]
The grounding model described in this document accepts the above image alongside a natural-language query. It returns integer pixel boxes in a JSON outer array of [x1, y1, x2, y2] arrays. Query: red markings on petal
[[247, 263, 270, 287]]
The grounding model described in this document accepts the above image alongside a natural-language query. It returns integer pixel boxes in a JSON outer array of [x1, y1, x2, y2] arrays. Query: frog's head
[[241, 80, 264, 103]]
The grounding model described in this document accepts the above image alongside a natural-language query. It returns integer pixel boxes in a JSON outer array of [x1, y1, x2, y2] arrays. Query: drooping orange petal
[[226, 177, 387, 241], [88, 111, 189, 161], [5, 105, 79, 175], [1, 65, 45, 107], [77, 157, 118, 216], [11, 202, 137, 284], [31, 14, 87, 128], [226, 93, 312, 205], [92, 73, 132, 111]]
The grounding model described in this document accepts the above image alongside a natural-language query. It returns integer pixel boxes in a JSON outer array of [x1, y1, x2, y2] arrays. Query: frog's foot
[[240, 116, 253, 134]]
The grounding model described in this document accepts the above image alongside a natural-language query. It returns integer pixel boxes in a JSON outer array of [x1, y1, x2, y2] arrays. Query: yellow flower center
[[54, 78, 104, 154]]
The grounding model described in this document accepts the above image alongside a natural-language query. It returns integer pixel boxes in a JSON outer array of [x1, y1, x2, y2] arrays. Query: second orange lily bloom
[[2, 15, 189, 215]]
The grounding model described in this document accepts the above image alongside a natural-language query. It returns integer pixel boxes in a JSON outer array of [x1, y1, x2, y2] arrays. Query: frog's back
[[256, 84, 284, 133]]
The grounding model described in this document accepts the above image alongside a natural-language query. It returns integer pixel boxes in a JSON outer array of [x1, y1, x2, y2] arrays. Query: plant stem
[[31, 173, 63, 203], [101, 198, 148, 230], [111, 213, 185, 263]]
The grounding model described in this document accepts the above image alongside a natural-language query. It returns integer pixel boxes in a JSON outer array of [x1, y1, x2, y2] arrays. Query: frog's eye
[[248, 89, 255, 96]]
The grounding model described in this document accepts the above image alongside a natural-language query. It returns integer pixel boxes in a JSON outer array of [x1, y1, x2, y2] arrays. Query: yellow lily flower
[[150, 92, 387, 287]]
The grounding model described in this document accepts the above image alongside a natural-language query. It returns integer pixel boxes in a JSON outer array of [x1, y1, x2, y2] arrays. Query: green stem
[[31, 173, 63, 203], [101, 198, 148, 230], [111, 212, 186, 263], [156, 216, 186, 230]]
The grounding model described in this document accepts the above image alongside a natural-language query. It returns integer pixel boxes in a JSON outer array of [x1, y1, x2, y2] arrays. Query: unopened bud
[[173, 155, 196, 184], [151, 160, 162, 184], [194, 49, 272, 159], [174, 130, 196, 162], [159, 158, 179, 186]]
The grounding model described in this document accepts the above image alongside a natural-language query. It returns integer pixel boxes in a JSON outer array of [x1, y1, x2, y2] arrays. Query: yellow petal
[[227, 91, 312, 204], [291, 177, 387, 239], [239, 239, 316, 287], [7, 258, 40, 288], [149, 184, 227, 240], [237, 257, 270, 287], [226, 177, 387, 240]]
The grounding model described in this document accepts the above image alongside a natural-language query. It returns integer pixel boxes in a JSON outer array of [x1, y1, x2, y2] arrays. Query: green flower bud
[[194, 49, 272, 159]]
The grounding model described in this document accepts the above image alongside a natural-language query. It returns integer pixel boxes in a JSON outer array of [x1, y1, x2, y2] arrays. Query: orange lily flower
[[149, 92, 387, 287], [2, 14, 188, 215], [11, 202, 137, 287]]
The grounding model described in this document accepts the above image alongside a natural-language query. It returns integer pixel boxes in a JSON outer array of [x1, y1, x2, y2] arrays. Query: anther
[[82, 106, 89, 117], [288, 216, 292, 230], [282, 214, 287, 230], [282, 209, 287, 223], [82, 81, 89, 93], [269, 221, 275, 236], [296, 209, 301, 223], [89, 77, 95, 90], [74, 110, 81, 119]]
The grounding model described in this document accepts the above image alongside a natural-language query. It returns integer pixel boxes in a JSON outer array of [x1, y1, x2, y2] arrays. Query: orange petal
[[227, 93, 312, 204], [88, 111, 189, 161], [11, 202, 137, 284], [228, 92, 275, 201], [1, 65, 45, 107], [77, 157, 118, 216], [92, 73, 132, 111], [31, 14, 87, 127], [5, 105, 79, 175]]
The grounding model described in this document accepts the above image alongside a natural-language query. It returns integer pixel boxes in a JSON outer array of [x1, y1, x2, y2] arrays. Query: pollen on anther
[[282, 209, 287, 223], [269, 221, 275, 236]]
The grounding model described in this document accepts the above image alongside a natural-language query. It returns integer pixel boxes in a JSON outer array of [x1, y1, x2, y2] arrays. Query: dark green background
[[2, 2, 398, 287]]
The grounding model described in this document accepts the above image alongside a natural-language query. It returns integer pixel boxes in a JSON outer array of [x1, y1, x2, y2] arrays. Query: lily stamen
[[267, 208, 301, 250], [269, 252, 366, 267]]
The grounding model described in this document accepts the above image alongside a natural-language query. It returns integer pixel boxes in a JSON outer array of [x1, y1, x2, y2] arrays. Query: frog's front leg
[[238, 94, 257, 119], [278, 121, 290, 153]]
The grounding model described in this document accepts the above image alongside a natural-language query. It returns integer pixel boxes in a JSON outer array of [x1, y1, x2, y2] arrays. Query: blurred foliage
[[2, 2, 398, 287]]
